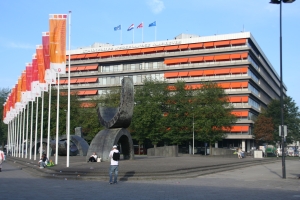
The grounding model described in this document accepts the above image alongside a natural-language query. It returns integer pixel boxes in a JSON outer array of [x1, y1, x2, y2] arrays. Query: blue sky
[[1, 0, 300, 106]]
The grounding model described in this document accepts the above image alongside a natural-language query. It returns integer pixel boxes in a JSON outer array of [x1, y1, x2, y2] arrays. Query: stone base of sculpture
[[86, 128, 134, 162]]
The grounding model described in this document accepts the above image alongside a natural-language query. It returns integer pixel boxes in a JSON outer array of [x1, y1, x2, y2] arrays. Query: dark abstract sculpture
[[86, 77, 134, 161]]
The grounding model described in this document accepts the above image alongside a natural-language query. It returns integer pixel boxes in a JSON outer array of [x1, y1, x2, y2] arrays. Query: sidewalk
[[6, 154, 292, 181]]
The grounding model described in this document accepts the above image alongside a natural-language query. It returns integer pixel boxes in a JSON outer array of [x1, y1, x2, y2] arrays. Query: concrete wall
[[211, 148, 236, 156], [147, 146, 178, 157]]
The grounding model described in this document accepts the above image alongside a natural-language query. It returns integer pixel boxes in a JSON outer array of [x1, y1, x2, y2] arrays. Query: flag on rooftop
[[127, 24, 134, 31], [137, 23, 143, 29], [114, 25, 121, 31], [149, 21, 156, 27]]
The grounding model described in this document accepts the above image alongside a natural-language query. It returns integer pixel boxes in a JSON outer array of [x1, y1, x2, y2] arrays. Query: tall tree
[[262, 96, 300, 144], [0, 88, 10, 149], [253, 115, 274, 147], [130, 79, 169, 148], [194, 82, 236, 151], [164, 81, 194, 145]]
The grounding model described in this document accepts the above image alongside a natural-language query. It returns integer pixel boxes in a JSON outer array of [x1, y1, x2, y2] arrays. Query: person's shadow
[[119, 171, 135, 181]]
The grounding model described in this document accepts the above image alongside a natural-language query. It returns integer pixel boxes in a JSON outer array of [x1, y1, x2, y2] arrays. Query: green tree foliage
[[0, 88, 10, 147], [194, 82, 236, 148], [130, 79, 169, 146], [253, 115, 274, 146], [262, 96, 300, 143], [164, 81, 194, 145]]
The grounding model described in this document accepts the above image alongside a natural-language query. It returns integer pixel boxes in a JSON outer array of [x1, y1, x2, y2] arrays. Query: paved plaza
[[1, 156, 299, 199]]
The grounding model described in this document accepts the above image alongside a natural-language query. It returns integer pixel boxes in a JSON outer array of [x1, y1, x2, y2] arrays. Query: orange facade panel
[[241, 52, 248, 59], [164, 72, 179, 78], [77, 90, 98, 96], [230, 126, 249, 132], [110, 50, 128, 56], [85, 65, 98, 70], [189, 70, 203, 77], [214, 40, 230, 47], [97, 52, 111, 57], [70, 55, 79, 60], [77, 66, 86, 71], [203, 56, 214, 62], [189, 56, 203, 63], [178, 71, 189, 77], [164, 58, 188, 65], [76, 78, 86, 83], [178, 44, 189, 50], [189, 43, 203, 49], [231, 39, 247, 45], [203, 70, 215, 75], [232, 111, 249, 117], [155, 47, 164, 52], [231, 67, 248, 74], [214, 54, 230, 61], [164, 45, 178, 51], [85, 78, 98, 83], [228, 96, 249, 103], [80, 102, 97, 108], [69, 67, 78, 72], [76, 54, 86, 59], [141, 47, 156, 53], [203, 42, 214, 48], [214, 68, 231, 75], [85, 53, 98, 58], [186, 84, 201, 89], [127, 49, 141, 54], [218, 83, 231, 89]]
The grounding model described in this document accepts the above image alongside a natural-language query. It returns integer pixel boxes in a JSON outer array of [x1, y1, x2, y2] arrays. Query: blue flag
[[149, 21, 156, 27], [114, 25, 121, 31]]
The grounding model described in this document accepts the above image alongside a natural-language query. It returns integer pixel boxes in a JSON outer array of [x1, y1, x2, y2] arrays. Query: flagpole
[[121, 25, 122, 44], [133, 28, 134, 43], [12, 118, 15, 156], [155, 25, 157, 42], [7, 121, 10, 156], [55, 74, 60, 165], [22, 108, 25, 158], [30, 101, 33, 159], [47, 84, 51, 160], [40, 91, 44, 159], [17, 113, 20, 157], [25, 103, 29, 158], [34, 97, 39, 161], [66, 10, 72, 168]]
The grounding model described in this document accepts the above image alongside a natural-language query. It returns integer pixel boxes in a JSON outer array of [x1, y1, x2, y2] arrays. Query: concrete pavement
[[0, 158, 299, 200]]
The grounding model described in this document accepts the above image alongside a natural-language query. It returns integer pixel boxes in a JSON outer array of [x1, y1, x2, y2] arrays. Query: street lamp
[[269, 0, 295, 179], [193, 113, 195, 155]]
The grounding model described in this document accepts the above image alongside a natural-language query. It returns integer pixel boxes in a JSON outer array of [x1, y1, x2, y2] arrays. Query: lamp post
[[269, 0, 295, 179], [193, 113, 195, 155]]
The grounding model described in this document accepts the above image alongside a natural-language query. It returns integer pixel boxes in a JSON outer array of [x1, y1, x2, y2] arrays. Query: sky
[[0, 0, 300, 106]]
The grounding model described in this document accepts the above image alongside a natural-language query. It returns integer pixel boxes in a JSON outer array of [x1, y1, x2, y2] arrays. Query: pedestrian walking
[[0, 149, 5, 172], [109, 145, 120, 184]]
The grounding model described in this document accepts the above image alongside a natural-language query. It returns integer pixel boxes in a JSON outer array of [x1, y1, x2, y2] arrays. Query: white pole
[[55, 74, 60, 165], [16, 113, 20, 157], [30, 101, 33, 159], [13, 116, 17, 157], [121, 25, 122, 44], [22, 108, 25, 158], [40, 91, 44, 159], [66, 11, 71, 168], [6, 122, 10, 156], [193, 114, 194, 155], [25, 103, 29, 158], [47, 84, 51, 159], [34, 97, 39, 161]]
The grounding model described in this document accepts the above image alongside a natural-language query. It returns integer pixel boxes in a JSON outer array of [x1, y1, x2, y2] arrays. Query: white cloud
[[147, 0, 165, 14]]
